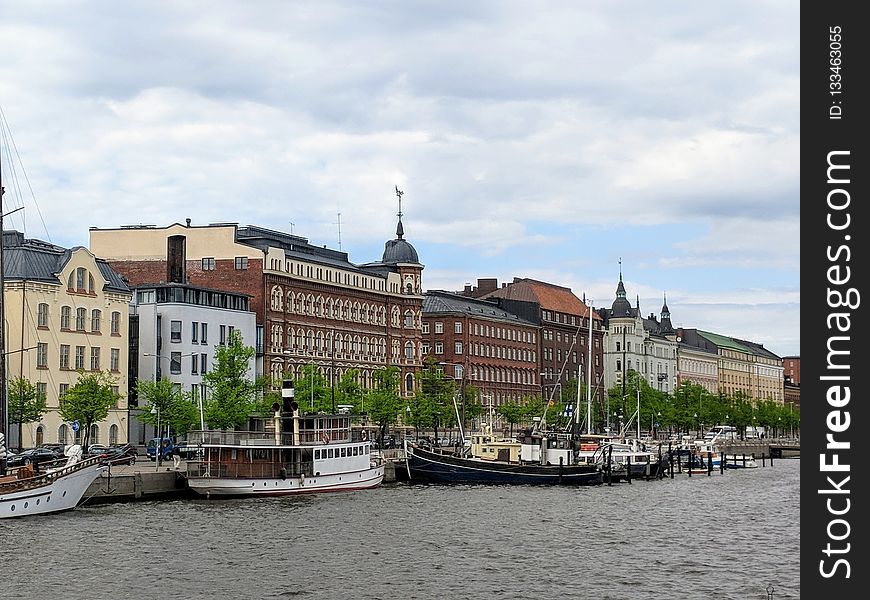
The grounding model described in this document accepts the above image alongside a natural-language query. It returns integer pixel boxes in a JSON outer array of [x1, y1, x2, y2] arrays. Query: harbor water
[[1, 459, 799, 599]]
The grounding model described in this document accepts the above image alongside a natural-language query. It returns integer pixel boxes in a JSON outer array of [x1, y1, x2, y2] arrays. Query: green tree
[[461, 384, 484, 431], [58, 371, 121, 450], [336, 368, 364, 413], [8, 376, 47, 449], [497, 402, 524, 437], [365, 366, 402, 444], [135, 377, 200, 438], [292, 363, 334, 414], [202, 330, 268, 429], [411, 358, 455, 442]]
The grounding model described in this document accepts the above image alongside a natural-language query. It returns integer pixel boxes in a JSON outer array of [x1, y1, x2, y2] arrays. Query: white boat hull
[[187, 464, 384, 497], [0, 463, 106, 518]]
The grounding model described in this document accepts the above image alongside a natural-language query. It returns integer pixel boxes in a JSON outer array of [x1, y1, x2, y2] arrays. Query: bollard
[[719, 452, 724, 474], [688, 449, 692, 477], [742, 454, 747, 468], [607, 446, 613, 486], [770, 451, 774, 467], [626, 456, 632, 484], [707, 451, 713, 476], [762, 453, 766, 467]]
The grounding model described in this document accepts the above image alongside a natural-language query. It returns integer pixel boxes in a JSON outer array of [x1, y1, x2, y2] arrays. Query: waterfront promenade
[[80, 438, 796, 505]]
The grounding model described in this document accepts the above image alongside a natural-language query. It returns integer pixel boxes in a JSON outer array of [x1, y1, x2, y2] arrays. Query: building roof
[[482, 277, 599, 320], [3, 230, 130, 293], [423, 291, 538, 327]]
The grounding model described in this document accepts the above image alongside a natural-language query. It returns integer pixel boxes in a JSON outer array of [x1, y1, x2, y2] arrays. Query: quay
[[83, 455, 405, 505], [79, 440, 796, 505]]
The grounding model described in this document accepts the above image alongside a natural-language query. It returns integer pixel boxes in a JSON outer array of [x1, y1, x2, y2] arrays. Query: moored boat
[[405, 428, 602, 486], [185, 385, 383, 497], [1, 445, 106, 518]]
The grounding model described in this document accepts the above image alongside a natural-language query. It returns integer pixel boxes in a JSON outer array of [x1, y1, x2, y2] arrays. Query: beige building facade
[[3, 231, 132, 449]]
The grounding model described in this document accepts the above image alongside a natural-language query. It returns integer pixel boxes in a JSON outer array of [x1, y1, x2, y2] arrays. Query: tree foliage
[[365, 366, 403, 443], [58, 370, 121, 449], [8, 376, 47, 450], [202, 330, 268, 429], [135, 377, 201, 437]]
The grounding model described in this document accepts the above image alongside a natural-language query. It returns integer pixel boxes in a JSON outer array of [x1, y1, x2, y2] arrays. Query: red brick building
[[782, 356, 800, 386], [421, 290, 541, 406], [465, 278, 605, 407], [90, 216, 424, 396]]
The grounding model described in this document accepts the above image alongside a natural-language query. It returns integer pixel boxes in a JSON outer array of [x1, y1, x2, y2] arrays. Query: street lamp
[[150, 405, 162, 470], [144, 351, 202, 432], [693, 412, 698, 437], [438, 361, 466, 436]]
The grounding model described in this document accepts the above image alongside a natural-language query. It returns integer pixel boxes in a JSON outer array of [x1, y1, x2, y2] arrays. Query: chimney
[[166, 235, 187, 284]]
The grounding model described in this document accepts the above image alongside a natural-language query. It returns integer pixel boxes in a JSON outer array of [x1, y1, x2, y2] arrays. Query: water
[[1, 459, 799, 599]]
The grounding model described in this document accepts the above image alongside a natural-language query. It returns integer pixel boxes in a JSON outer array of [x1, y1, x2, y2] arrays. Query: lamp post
[[143, 351, 200, 446], [693, 412, 698, 438], [150, 405, 161, 469]]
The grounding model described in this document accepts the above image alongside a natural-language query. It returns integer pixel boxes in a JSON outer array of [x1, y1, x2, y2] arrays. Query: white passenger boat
[[185, 389, 383, 497]]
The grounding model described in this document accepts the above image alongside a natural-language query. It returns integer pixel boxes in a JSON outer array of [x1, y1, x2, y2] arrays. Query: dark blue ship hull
[[406, 444, 603, 485]]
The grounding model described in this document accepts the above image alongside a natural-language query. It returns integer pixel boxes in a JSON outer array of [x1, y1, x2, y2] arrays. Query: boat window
[[328, 449, 334, 459], [315, 450, 320, 460], [352, 447, 358, 456]]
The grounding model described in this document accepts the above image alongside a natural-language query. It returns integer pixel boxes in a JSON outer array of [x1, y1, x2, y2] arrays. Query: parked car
[[146, 438, 174, 461], [86, 444, 110, 457], [6, 447, 58, 468], [100, 445, 138, 466], [38, 443, 68, 459], [174, 442, 203, 460]]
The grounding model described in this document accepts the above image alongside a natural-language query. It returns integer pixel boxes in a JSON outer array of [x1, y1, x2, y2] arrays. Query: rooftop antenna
[[289, 222, 295, 235], [334, 212, 342, 250]]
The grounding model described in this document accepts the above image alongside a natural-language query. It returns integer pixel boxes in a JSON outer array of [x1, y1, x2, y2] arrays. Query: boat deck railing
[[0, 455, 103, 493], [188, 429, 366, 446]]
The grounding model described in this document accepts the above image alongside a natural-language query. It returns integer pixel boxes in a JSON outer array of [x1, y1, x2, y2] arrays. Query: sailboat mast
[[585, 300, 593, 435], [0, 165, 6, 443]]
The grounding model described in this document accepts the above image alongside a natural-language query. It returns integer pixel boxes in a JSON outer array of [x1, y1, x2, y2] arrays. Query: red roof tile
[[483, 278, 601, 320]]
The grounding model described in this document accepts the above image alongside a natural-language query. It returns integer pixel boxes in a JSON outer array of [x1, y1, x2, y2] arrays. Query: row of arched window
[[269, 287, 421, 329], [268, 362, 416, 394], [269, 327, 395, 358], [66, 267, 97, 294], [468, 365, 539, 386], [43, 423, 120, 446]]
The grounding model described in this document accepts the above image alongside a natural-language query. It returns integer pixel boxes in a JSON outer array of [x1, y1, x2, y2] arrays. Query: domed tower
[[382, 186, 423, 294], [660, 293, 674, 335]]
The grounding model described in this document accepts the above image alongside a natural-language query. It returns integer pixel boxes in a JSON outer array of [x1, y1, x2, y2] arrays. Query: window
[[61, 306, 71, 329], [455, 342, 463, 354], [220, 325, 227, 345], [454, 322, 462, 334], [201, 323, 208, 344], [434, 322, 443, 334], [76, 308, 86, 331], [37, 303, 49, 328], [192, 321, 199, 343], [170, 320, 182, 343], [202, 257, 216, 271], [75, 346, 85, 370], [60, 345, 70, 370], [404, 342, 414, 360], [76, 267, 86, 290], [404, 311, 414, 328], [59, 383, 69, 398], [170, 352, 182, 374], [434, 342, 443, 354], [422, 322, 430, 334], [455, 365, 464, 380], [37, 343, 48, 368], [234, 256, 249, 270], [90, 347, 101, 371], [111, 311, 121, 335], [421, 342, 430, 355], [200, 353, 208, 374], [110, 348, 120, 372], [91, 309, 101, 332], [191, 355, 198, 374]]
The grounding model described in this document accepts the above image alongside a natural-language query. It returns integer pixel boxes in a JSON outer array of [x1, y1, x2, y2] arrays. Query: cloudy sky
[[1, 1, 799, 357]]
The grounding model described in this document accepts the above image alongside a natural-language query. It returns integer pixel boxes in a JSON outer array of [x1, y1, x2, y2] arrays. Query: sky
[[0, 1, 799, 357]]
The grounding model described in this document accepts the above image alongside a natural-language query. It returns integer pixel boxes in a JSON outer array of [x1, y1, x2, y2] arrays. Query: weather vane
[[395, 185, 404, 219]]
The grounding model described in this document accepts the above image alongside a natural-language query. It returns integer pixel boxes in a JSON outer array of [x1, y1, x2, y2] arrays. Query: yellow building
[[3, 231, 132, 449]]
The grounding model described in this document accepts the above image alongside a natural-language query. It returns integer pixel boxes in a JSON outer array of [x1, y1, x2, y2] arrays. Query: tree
[[415, 358, 456, 443], [202, 330, 269, 429], [135, 377, 199, 437], [8, 376, 46, 449], [58, 371, 121, 450], [365, 366, 402, 444], [497, 402, 524, 437]]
